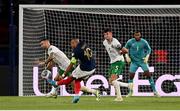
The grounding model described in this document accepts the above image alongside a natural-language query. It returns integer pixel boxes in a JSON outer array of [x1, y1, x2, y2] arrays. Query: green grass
[[0, 96, 180, 110]]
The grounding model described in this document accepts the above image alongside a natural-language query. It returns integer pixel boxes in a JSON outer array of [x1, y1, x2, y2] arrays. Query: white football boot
[[46, 87, 58, 98], [114, 97, 123, 102]]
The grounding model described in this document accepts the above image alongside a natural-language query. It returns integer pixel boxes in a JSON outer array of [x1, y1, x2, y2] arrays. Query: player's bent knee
[[144, 71, 151, 78], [109, 74, 118, 84], [109, 79, 113, 85], [54, 75, 62, 81], [129, 73, 135, 80]]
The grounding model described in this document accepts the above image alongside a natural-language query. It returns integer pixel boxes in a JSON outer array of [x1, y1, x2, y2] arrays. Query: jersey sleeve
[[48, 46, 58, 56], [143, 39, 151, 55], [70, 50, 78, 64], [113, 38, 122, 49], [103, 40, 106, 47], [124, 39, 131, 49]]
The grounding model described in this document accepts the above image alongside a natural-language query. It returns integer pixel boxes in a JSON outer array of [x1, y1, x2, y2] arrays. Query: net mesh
[[22, 7, 180, 96]]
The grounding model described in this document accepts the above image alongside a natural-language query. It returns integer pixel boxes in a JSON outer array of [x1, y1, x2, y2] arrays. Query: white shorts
[[72, 65, 95, 79]]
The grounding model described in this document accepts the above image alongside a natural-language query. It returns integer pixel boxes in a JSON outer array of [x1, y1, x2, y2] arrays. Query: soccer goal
[[19, 5, 180, 96]]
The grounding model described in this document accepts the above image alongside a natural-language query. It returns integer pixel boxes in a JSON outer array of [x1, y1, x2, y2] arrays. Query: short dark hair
[[40, 38, 49, 42], [134, 31, 141, 34], [103, 28, 112, 33], [71, 38, 79, 42]]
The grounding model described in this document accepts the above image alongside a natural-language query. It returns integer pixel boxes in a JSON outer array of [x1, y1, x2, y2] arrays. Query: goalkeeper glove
[[125, 54, 131, 63], [143, 54, 150, 63]]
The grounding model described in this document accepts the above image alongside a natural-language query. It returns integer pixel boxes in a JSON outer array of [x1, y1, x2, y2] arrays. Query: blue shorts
[[129, 61, 149, 73]]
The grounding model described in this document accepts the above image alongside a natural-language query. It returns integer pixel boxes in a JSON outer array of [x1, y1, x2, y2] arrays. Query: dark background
[[0, 0, 180, 96]]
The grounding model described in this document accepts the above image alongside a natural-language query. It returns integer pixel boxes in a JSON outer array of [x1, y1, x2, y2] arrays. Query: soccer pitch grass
[[0, 96, 180, 110]]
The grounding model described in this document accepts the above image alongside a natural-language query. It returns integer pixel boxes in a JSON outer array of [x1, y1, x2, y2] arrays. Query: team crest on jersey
[[111, 45, 115, 48], [49, 48, 52, 51], [132, 43, 135, 47]]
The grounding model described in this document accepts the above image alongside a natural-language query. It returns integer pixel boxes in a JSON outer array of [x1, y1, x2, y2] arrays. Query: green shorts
[[129, 61, 149, 73], [58, 68, 73, 76], [108, 61, 125, 76]]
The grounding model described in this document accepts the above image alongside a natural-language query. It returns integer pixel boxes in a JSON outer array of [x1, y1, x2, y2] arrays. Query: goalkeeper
[[37, 39, 99, 99], [121, 31, 159, 97]]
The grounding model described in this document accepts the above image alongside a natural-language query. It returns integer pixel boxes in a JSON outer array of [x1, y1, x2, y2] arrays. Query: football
[[41, 70, 52, 79]]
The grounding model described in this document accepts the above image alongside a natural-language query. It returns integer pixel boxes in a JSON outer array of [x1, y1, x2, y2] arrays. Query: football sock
[[81, 86, 96, 94], [112, 80, 122, 98], [47, 79, 57, 86], [74, 79, 81, 94], [148, 77, 156, 92], [51, 86, 58, 93], [117, 81, 129, 87], [128, 79, 133, 93], [57, 76, 74, 85]]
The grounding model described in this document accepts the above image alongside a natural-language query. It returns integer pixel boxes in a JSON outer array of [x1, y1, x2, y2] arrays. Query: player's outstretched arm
[[120, 47, 129, 54], [34, 58, 45, 66], [120, 39, 131, 54], [62, 63, 73, 78], [34, 53, 54, 66], [62, 57, 77, 78], [125, 54, 131, 63], [44, 53, 54, 65], [46, 61, 55, 70]]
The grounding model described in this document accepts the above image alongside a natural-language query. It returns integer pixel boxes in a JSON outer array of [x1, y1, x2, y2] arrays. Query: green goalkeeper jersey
[[125, 38, 151, 62]]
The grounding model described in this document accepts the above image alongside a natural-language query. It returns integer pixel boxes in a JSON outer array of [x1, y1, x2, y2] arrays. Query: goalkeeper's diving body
[[38, 39, 100, 99], [121, 31, 160, 97], [103, 28, 130, 102], [47, 38, 100, 103]]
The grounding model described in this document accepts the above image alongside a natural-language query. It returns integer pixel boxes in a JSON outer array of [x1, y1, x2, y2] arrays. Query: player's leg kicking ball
[[46, 66, 100, 103], [45, 68, 72, 98], [47, 38, 100, 103], [41, 69, 57, 98], [46, 86, 58, 98], [45, 73, 60, 98]]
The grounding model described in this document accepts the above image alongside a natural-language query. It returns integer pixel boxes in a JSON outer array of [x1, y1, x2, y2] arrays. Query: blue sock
[[148, 77, 156, 92], [72, 96, 80, 103], [128, 79, 133, 83], [47, 79, 57, 87]]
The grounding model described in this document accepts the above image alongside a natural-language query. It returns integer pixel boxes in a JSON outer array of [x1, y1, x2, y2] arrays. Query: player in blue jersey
[[121, 31, 160, 97], [47, 38, 100, 103]]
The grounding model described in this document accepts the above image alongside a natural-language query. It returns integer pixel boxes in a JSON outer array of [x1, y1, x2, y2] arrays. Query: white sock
[[112, 80, 122, 98], [80, 86, 96, 94], [51, 86, 58, 94], [117, 81, 129, 87]]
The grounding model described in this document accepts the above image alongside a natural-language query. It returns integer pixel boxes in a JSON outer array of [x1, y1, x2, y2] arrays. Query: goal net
[[19, 5, 180, 96]]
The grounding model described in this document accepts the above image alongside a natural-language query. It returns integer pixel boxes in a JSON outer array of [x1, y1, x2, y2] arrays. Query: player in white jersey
[[36, 39, 100, 99], [103, 28, 130, 102], [35, 39, 71, 98]]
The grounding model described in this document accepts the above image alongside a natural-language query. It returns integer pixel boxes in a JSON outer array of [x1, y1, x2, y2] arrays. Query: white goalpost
[[19, 5, 180, 96]]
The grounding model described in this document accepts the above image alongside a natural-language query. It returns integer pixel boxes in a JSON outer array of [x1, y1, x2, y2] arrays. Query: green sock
[[148, 77, 156, 92]]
